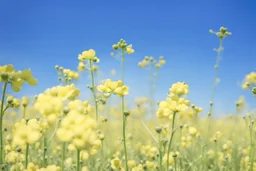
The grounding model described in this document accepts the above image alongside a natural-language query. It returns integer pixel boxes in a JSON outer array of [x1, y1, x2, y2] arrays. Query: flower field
[[0, 26, 256, 171]]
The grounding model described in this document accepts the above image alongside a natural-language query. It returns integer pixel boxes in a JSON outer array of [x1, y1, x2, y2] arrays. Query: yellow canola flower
[[0, 65, 38, 92], [97, 79, 129, 97], [111, 157, 124, 170], [38, 165, 61, 171], [78, 61, 86, 71], [25, 162, 39, 171], [81, 167, 89, 171], [242, 72, 256, 89], [34, 84, 80, 124], [126, 44, 135, 54], [56, 110, 100, 152], [12, 119, 42, 146], [131, 164, 144, 171], [157, 98, 188, 118], [128, 160, 137, 168], [5, 151, 19, 163], [22, 96, 29, 107], [188, 127, 197, 136], [81, 49, 96, 60], [68, 100, 93, 115], [97, 79, 120, 94], [169, 82, 189, 96], [63, 69, 79, 80], [114, 85, 129, 96]]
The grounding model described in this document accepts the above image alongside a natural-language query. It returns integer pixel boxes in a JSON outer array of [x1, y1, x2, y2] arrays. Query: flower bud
[[252, 87, 256, 95], [124, 111, 130, 117], [217, 32, 224, 39], [63, 107, 69, 115], [209, 29, 214, 34], [7, 96, 14, 104], [225, 32, 232, 36], [220, 27, 227, 34], [172, 154, 177, 158], [112, 44, 118, 50], [99, 134, 105, 141], [16, 147, 22, 153], [0, 73, 8, 81], [155, 126, 162, 134]]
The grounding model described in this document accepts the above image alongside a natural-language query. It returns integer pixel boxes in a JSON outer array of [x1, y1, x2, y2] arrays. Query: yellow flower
[[22, 96, 29, 107], [12, 119, 42, 146], [114, 85, 129, 96], [111, 157, 123, 169], [169, 82, 189, 96], [56, 111, 99, 152], [81, 49, 96, 60], [126, 45, 135, 54], [189, 127, 197, 136]]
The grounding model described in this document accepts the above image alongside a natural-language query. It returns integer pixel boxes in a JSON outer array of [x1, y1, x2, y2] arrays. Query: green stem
[[43, 136, 47, 166], [167, 112, 176, 170], [77, 150, 80, 171], [215, 141, 218, 170], [23, 107, 26, 119], [89, 60, 98, 122], [0, 82, 7, 164], [25, 143, 29, 168], [61, 142, 66, 170], [179, 127, 183, 170], [174, 157, 177, 171], [158, 134, 163, 171], [250, 122, 254, 171], [101, 141, 104, 158], [122, 96, 129, 171]]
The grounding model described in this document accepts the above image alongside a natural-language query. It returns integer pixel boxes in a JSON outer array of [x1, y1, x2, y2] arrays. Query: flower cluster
[[209, 26, 232, 39], [0, 64, 37, 92], [56, 110, 100, 153], [12, 119, 42, 146], [242, 72, 256, 95], [34, 84, 80, 124], [55, 65, 79, 83], [112, 39, 135, 54], [138, 56, 166, 69], [68, 99, 93, 115], [156, 82, 190, 119], [97, 79, 129, 97], [77, 49, 100, 72]]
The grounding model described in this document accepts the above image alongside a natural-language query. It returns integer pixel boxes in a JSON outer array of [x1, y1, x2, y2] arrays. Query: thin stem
[[61, 142, 66, 171], [25, 143, 29, 168], [23, 107, 26, 119], [215, 141, 218, 170], [174, 157, 177, 171], [158, 134, 163, 171], [0, 82, 7, 164], [179, 127, 183, 170], [167, 112, 177, 170], [89, 59, 98, 122], [43, 136, 47, 166], [101, 140, 104, 158], [122, 96, 129, 171], [250, 122, 254, 171], [207, 39, 223, 135], [77, 150, 80, 171]]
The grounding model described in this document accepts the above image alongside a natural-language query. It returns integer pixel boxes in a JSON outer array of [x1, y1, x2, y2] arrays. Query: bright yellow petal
[[21, 69, 38, 86]]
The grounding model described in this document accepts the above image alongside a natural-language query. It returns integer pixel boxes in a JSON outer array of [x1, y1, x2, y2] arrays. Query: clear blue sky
[[0, 0, 255, 116]]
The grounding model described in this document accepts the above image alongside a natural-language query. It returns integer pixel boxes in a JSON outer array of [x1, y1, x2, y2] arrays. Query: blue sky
[[0, 0, 255, 116]]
